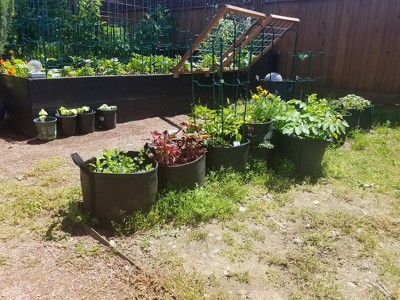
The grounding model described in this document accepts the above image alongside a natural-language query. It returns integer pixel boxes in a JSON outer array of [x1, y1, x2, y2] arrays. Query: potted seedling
[[55, 106, 77, 136], [71, 148, 158, 227], [146, 125, 207, 190], [76, 106, 96, 134], [97, 104, 117, 130], [33, 108, 57, 141]]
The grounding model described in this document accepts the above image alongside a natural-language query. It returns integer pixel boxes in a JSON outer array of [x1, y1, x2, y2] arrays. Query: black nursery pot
[[71, 151, 158, 227], [56, 114, 77, 137], [77, 110, 96, 134], [158, 154, 206, 190], [206, 139, 250, 173], [97, 109, 117, 130]]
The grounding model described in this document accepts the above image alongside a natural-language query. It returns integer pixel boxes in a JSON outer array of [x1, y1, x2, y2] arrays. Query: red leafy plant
[[147, 123, 207, 167]]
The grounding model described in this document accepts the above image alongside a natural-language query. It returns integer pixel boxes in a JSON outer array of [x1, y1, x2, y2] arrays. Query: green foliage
[[237, 85, 287, 123], [89, 148, 153, 174], [76, 106, 91, 114], [38, 108, 48, 122], [192, 104, 244, 146], [339, 94, 372, 110], [97, 104, 117, 111], [274, 94, 349, 140], [115, 170, 247, 233], [57, 106, 77, 116], [0, 0, 14, 55], [9, 2, 176, 62]]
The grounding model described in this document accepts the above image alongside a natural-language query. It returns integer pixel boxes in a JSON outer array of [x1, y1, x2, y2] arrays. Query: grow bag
[[206, 139, 250, 173], [77, 110, 96, 134], [359, 106, 374, 130], [346, 106, 374, 130], [33, 117, 57, 141], [245, 121, 273, 146], [277, 133, 330, 176], [158, 154, 206, 190], [71, 152, 158, 226]]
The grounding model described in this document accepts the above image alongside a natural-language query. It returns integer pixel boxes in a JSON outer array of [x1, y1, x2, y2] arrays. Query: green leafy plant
[[89, 148, 154, 174], [192, 104, 244, 147], [339, 94, 372, 111], [76, 106, 91, 114], [57, 106, 77, 116], [237, 86, 287, 123], [274, 94, 348, 140], [97, 104, 117, 111], [38, 108, 48, 122]]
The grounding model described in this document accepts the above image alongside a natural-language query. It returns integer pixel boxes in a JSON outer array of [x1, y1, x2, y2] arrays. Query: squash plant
[[90, 148, 153, 174], [274, 94, 348, 140]]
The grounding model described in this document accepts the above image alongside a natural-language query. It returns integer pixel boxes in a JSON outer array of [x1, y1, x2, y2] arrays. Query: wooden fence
[[176, 0, 400, 102]]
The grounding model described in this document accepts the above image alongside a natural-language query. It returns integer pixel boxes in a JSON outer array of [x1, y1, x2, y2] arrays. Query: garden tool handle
[[71, 153, 91, 176]]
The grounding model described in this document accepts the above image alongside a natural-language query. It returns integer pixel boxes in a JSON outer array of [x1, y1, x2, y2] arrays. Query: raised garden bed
[[0, 73, 216, 137]]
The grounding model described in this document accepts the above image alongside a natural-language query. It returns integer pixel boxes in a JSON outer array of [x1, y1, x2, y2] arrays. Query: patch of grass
[[156, 250, 231, 299], [376, 250, 400, 298], [323, 124, 400, 199], [71, 240, 101, 258], [226, 270, 250, 284], [265, 267, 281, 287], [259, 250, 288, 268], [115, 170, 249, 233], [0, 256, 7, 266], [187, 228, 209, 242], [219, 232, 253, 263], [0, 156, 82, 235]]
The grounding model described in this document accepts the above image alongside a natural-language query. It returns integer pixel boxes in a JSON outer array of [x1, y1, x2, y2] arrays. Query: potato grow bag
[[206, 139, 250, 173], [244, 121, 273, 146], [71, 152, 158, 226], [277, 133, 330, 176], [359, 106, 374, 130], [158, 154, 206, 190]]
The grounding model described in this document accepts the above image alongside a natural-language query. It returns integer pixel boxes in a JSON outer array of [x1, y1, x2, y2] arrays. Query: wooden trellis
[[172, 4, 300, 78]]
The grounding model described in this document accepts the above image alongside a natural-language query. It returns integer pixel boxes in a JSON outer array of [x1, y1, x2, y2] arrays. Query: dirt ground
[[0, 116, 398, 299]]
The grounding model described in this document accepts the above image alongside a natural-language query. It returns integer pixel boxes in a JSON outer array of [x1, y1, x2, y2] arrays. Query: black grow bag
[[158, 154, 206, 190], [71, 151, 158, 227], [244, 121, 273, 146], [276, 133, 330, 176], [206, 139, 250, 173]]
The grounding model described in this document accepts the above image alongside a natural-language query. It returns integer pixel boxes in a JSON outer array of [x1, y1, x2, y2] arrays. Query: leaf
[[295, 125, 303, 136], [282, 127, 294, 135], [301, 125, 310, 135]]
